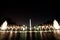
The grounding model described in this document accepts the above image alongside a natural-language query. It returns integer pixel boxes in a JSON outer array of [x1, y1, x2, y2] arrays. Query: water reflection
[[0, 31, 58, 40], [42, 32, 56, 40]]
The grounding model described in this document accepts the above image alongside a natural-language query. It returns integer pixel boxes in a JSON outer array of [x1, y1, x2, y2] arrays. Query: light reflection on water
[[0, 31, 57, 40]]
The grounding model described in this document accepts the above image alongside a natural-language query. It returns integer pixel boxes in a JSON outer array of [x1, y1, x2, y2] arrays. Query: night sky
[[0, 0, 60, 25]]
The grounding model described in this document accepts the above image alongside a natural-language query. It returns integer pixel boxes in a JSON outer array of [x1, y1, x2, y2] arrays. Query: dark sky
[[0, 0, 60, 25]]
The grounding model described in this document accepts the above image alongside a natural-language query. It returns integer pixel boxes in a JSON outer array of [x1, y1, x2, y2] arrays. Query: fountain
[[1, 21, 7, 30], [53, 20, 60, 29], [1, 19, 60, 40], [53, 20, 60, 39], [29, 19, 32, 31]]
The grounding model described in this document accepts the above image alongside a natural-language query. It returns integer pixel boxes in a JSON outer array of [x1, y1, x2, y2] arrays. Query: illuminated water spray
[[53, 20, 60, 29], [1, 21, 7, 30], [29, 19, 32, 30]]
